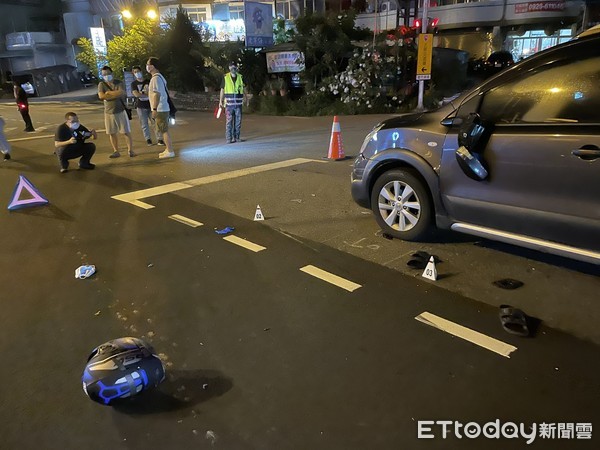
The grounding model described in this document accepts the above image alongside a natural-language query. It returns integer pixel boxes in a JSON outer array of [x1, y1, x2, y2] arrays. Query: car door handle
[[572, 147, 600, 160]]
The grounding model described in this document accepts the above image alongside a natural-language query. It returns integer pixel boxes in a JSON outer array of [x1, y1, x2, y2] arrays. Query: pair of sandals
[[109, 151, 137, 158], [406, 251, 441, 269]]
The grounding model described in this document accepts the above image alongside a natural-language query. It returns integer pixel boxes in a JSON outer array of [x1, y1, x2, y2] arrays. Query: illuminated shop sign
[[515, 1, 565, 14]]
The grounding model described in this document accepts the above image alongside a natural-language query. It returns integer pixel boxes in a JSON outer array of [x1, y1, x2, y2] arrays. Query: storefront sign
[[89, 27, 107, 53], [266, 51, 305, 73], [515, 1, 565, 14], [245, 2, 273, 48]]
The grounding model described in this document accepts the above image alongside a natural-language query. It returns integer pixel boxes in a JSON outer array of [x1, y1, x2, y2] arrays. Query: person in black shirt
[[131, 65, 161, 146], [13, 82, 34, 132], [54, 112, 97, 173]]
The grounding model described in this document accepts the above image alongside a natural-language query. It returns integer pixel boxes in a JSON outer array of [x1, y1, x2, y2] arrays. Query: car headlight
[[360, 126, 382, 159]]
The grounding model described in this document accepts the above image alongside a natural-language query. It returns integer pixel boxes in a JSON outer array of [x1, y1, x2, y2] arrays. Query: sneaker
[[146, 139, 153, 146], [25, 127, 35, 132], [79, 163, 95, 170], [157, 140, 166, 146], [2, 152, 10, 161], [128, 150, 137, 157], [158, 149, 175, 159], [109, 151, 121, 159], [60, 168, 68, 173]]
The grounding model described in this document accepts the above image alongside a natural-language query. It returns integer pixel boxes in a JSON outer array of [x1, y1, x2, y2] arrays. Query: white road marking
[[168, 214, 203, 228], [111, 158, 326, 209], [415, 311, 517, 358], [8, 129, 106, 143], [223, 235, 266, 253], [8, 134, 55, 142], [299, 265, 362, 292]]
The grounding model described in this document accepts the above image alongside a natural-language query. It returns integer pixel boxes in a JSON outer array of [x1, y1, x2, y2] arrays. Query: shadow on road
[[112, 369, 233, 415], [10, 203, 74, 222], [475, 240, 600, 277]]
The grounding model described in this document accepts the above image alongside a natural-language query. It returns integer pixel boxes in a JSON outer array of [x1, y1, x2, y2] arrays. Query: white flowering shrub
[[321, 48, 406, 113]]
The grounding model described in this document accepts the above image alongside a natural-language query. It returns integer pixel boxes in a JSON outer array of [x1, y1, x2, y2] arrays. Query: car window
[[478, 55, 600, 124], [453, 92, 482, 122]]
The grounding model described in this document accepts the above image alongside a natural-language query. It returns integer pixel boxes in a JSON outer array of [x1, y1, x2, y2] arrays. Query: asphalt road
[[0, 100, 598, 449]]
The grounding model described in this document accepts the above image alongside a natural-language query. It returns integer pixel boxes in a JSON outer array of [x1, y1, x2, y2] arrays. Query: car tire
[[370, 169, 433, 241]]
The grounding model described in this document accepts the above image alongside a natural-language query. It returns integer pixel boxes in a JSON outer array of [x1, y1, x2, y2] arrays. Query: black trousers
[[56, 143, 95, 169], [19, 108, 34, 130]]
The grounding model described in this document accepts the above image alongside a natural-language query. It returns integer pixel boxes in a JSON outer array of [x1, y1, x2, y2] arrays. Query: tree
[[273, 18, 295, 45], [157, 6, 205, 92], [75, 37, 107, 73], [106, 18, 161, 75], [294, 11, 369, 87]]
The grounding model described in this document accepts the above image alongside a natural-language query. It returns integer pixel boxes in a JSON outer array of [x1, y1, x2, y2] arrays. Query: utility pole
[[416, 0, 428, 110]]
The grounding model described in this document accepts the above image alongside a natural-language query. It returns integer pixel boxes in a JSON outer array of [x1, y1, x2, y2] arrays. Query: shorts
[[155, 112, 169, 134], [105, 111, 131, 135]]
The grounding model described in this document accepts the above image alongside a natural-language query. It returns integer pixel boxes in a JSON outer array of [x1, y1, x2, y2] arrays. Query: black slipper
[[493, 278, 524, 290], [409, 251, 442, 264], [407, 258, 428, 269], [411, 251, 431, 261], [499, 305, 530, 337]]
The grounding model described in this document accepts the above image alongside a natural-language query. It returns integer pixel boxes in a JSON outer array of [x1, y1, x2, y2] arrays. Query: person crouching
[[54, 112, 97, 173]]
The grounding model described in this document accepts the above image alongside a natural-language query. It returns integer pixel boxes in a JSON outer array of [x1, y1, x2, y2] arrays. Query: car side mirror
[[455, 146, 489, 181], [458, 113, 486, 151]]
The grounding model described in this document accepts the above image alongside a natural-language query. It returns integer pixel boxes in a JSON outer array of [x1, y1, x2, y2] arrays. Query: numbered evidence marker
[[421, 256, 438, 281], [254, 204, 264, 221]]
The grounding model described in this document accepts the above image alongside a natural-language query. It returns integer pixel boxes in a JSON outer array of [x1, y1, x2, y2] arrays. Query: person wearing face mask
[[54, 112, 97, 173], [219, 62, 246, 144], [97, 65, 135, 158], [131, 65, 162, 146], [147, 57, 175, 159]]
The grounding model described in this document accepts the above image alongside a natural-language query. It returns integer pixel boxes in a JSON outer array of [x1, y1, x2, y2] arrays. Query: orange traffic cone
[[327, 116, 345, 160]]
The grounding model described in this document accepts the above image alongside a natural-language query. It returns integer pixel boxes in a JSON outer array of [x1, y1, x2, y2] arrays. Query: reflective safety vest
[[223, 73, 244, 107]]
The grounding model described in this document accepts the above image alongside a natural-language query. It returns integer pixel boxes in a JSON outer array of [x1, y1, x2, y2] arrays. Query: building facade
[[357, 0, 596, 60], [1, 0, 598, 95]]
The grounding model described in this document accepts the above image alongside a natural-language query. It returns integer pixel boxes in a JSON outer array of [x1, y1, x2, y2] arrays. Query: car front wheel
[[370, 169, 433, 241]]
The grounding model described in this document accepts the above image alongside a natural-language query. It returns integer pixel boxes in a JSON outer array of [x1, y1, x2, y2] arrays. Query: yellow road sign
[[416, 33, 433, 80]]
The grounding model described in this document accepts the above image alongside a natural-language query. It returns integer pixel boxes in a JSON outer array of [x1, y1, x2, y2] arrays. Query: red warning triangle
[[7, 175, 49, 211]]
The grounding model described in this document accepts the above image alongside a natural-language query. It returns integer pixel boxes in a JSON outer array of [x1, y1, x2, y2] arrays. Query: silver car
[[351, 33, 600, 264]]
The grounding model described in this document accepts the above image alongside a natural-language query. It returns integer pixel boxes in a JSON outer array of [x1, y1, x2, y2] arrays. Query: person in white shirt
[[146, 57, 175, 159], [0, 115, 10, 161]]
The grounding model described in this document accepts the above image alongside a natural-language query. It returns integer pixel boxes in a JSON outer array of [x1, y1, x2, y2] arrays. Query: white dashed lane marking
[[168, 214, 203, 228], [223, 235, 266, 253], [415, 311, 518, 358], [299, 265, 362, 292]]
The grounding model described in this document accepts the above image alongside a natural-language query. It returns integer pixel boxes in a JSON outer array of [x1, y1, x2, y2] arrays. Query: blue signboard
[[244, 2, 273, 48]]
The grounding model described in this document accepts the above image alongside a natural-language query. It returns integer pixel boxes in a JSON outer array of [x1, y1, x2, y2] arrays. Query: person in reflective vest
[[219, 62, 246, 143]]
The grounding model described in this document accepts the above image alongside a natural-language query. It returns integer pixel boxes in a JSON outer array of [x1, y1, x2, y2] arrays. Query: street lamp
[[122, 8, 158, 21]]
